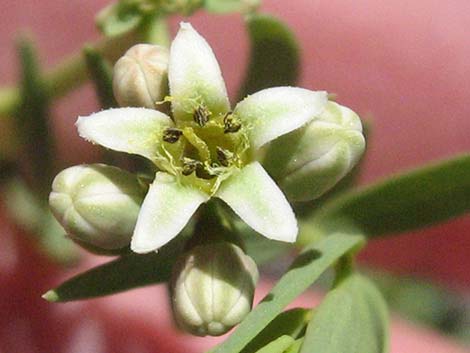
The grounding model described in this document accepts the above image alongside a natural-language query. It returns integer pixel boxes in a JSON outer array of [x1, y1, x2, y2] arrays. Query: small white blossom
[[76, 22, 328, 253]]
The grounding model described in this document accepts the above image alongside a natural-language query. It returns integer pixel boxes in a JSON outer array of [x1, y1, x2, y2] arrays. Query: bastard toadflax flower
[[73, 22, 329, 253]]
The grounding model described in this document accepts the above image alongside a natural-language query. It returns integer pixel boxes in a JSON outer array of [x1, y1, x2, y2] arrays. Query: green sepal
[[241, 308, 312, 353], [209, 233, 365, 353], [300, 274, 389, 353], [314, 154, 470, 238], [42, 234, 186, 302], [237, 14, 300, 100], [83, 46, 117, 109]]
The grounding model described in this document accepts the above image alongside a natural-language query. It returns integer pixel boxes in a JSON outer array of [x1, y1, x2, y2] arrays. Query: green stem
[[0, 30, 139, 118]]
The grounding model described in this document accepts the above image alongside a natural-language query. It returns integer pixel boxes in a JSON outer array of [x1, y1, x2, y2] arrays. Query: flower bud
[[170, 242, 259, 336], [113, 44, 169, 109], [49, 164, 145, 250], [263, 101, 365, 202]]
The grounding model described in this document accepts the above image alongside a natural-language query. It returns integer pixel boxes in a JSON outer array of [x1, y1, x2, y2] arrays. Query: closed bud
[[171, 242, 259, 336], [113, 44, 169, 109], [263, 101, 365, 201], [49, 164, 145, 250]]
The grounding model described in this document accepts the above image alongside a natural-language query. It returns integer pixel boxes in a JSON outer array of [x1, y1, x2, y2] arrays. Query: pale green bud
[[113, 44, 169, 109], [263, 101, 365, 202], [171, 242, 259, 336], [49, 164, 145, 250]]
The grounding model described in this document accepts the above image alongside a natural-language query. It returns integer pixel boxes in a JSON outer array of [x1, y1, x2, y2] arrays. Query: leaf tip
[[42, 290, 59, 302]]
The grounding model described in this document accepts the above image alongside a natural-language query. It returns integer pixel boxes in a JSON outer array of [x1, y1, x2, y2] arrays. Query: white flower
[[76, 22, 328, 253]]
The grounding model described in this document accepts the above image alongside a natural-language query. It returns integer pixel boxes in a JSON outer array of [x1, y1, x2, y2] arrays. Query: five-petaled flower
[[76, 22, 328, 253]]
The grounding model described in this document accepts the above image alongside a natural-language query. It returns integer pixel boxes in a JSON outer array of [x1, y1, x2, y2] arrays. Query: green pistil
[[160, 105, 249, 193], [182, 127, 211, 162]]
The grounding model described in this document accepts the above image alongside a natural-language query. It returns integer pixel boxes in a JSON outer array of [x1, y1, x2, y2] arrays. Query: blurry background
[[0, 0, 469, 352]]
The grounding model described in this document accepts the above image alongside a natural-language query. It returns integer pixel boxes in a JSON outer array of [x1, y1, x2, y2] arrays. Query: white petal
[[131, 173, 209, 253], [169, 22, 230, 122], [76, 107, 174, 162], [215, 162, 297, 242], [234, 87, 328, 149]]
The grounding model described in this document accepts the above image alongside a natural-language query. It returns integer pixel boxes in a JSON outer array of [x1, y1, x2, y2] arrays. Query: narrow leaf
[[238, 14, 300, 100], [83, 46, 117, 109], [314, 154, 470, 237], [241, 308, 312, 353], [300, 274, 389, 353], [210, 233, 365, 353], [16, 36, 54, 198], [43, 236, 185, 302], [3, 178, 79, 265], [254, 335, 294, 353]]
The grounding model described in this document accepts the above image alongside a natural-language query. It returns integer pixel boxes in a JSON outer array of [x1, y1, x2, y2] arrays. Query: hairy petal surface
[[215, 162, 297, 243], [131, 173, 209, 253], [234, 87, 328, 149], [169, 22, 230, 122], [76, 108, 174, 163]]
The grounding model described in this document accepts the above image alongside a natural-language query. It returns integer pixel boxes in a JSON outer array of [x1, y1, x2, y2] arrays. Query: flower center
[[161, 104, 250, 194]]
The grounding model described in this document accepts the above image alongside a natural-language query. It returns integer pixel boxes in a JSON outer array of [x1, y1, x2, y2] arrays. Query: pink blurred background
[[1, 0, 469, 352]]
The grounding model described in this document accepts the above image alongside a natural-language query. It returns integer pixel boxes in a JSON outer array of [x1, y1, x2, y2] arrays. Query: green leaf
[[96, 2, 144, 37], [16, 36, 54, 198], [254, 335, 295, 353], [43, 235, 185, 302], [284, 339, 303, 353], [241, 308, 312, 353], [209, 233, 365, 353], [237, 14, 300, 100], [314, 154, 470, 237], [83, 46, 117, 109], [3, 178, 79, 265], [205, 0, 259, 14], [300, 274, 389, 353]]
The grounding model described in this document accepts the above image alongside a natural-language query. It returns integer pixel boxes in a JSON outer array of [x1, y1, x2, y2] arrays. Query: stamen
[[193, 105, 211, 127], [182, 157, 201, 176], [223, 112, 241, 133], [195, 163, 216, 180], [163, 128, 183, 143], [216, 147, 234, 167]]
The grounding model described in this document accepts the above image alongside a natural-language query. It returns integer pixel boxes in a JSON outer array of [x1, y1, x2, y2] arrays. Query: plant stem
[[0, 30, 139, 118]]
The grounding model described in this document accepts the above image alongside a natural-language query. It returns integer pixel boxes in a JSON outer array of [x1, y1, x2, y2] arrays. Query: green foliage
[[300, 274, 389, 353], [16, 36, 54, 198], [238, 14, 300, 100], [314, 154, 470, 237], [3, 179, 79, 265], [83, 47, 117, 109], [210, 233, 365, 353], [43, 235, 185, 302], [96, 1, 145, 37], [241, 308, 311, 353], [204, 0, 259, 13]]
